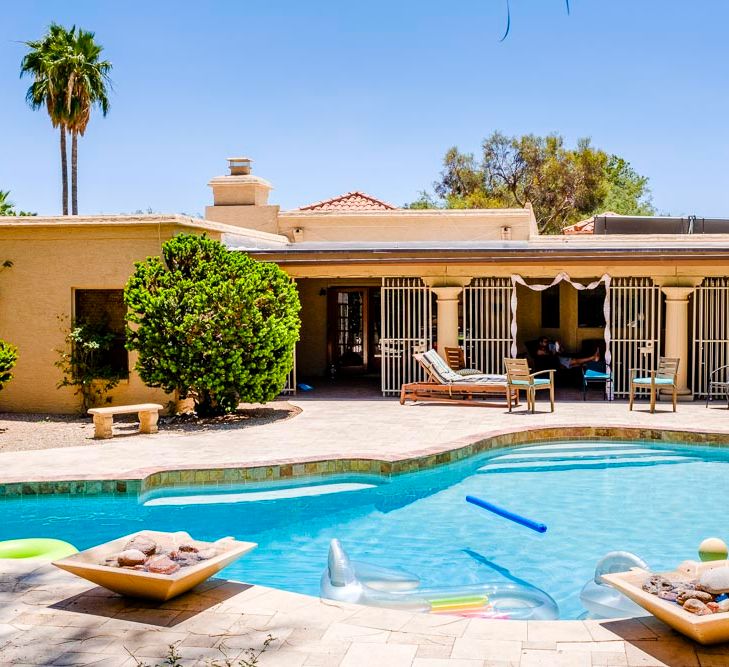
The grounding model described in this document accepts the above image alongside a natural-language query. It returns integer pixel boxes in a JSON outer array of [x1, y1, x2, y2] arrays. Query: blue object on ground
[[297, 383, 314, 391], [466, 495, 547, 533]]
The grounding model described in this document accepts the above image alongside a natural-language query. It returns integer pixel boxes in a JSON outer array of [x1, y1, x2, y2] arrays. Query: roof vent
[[227, 157, 252, 176]]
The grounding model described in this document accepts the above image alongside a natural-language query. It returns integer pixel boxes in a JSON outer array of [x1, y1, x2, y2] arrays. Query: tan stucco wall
[[277, 210, 534, 243], [0, 221, 222, 414], [296, 279, 329, 378]]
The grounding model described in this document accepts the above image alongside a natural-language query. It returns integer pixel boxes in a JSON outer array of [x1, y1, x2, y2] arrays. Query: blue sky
[[2, 1, 729, 216]]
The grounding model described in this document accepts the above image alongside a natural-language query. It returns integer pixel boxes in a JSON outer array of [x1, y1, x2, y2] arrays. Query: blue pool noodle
[[466, 495, 547, 533]]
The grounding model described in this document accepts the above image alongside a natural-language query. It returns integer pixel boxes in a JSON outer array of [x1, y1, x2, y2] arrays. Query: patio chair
[[705, 364, 729, 408], [628, 357, 679, 413], [400, 349, 516, 408], [582, 361, 612, 401], [443, 346, 482, 376], [504, 357, 555, 414]]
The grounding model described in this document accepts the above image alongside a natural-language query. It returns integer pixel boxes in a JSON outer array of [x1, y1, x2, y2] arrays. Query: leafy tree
[[20, 24, 111, 215], [125, 234, 301, 417], [0, 340, 18, 393], [410, 131, 655, 233], [0, 190, 35, 216]]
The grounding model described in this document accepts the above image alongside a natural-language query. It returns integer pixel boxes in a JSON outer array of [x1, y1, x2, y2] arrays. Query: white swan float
[[580, 551, 649, 618], [320, 539, 559, 620]]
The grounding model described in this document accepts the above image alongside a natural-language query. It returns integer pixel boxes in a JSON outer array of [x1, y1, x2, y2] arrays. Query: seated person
[[535, 336, 600, 370]]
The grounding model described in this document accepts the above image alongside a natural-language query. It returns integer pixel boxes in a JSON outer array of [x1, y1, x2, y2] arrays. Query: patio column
[[660, 286, 694, 397], [431, 286, 462, 351]]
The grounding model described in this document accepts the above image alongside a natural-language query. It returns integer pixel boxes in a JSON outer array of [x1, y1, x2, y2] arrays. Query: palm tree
[[20, 24, 72, 215], [62, 27, 112, 215], [20, 25, 111, 216]]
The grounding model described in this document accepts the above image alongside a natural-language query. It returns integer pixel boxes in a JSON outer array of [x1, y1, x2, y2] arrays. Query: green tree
[[0, 340, 18, 393], [411, 131, 654, 234], [0, 190, 35, 216], [20, 24, 111, 216], [124, 234, 301, 417]]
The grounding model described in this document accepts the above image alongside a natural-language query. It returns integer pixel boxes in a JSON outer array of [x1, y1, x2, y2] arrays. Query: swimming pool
[[2, 439, 728, 619]]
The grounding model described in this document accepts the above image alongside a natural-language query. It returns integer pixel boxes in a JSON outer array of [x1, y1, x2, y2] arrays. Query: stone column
[[660, 286, 694, 397], [431, 286, 463, 351]]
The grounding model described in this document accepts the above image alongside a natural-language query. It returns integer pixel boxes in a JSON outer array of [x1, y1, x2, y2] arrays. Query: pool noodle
[[466, 495, 547, 533]]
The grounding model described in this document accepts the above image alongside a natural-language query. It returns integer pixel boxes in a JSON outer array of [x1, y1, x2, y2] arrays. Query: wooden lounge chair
[[443, 346, 482, 376], [504, 358, 555, 413], [400, 349, 517, 408], [629, 357, 679, 413]]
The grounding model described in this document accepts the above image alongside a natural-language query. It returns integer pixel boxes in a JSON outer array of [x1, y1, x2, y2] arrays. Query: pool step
[[489, 447, 680, 465], [477, 454, 700, 474]]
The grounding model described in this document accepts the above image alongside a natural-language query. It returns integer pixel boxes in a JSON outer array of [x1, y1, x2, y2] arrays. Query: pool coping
[[2, 423, 729, 498]]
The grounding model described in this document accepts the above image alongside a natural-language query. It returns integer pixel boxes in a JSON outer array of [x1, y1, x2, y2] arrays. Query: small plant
[[127, 635, 275, 667], [55, 317, 125, 412], [0, 339, 18, 392]]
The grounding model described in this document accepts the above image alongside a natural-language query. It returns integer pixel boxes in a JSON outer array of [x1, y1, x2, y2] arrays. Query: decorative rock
[[642, 575, 674, 594], [707, 602, 721, 613], [698, 537, 728, 562], [197, 548, 217, 560], [657, 590, 678, 602], [178, 543, 199, 553], [146, 555, 180, 575], [117, 549, 147, 567], [699, 567, 729, 594], [718, 598, 729, 612], [677, 589, 713, 605], [683, 598, 712, 615], [124, 536, 158, 556]]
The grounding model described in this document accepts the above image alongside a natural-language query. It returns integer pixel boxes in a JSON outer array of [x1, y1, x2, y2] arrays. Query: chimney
[[207, 156, 273, 207], [228, 156, 252, 176]]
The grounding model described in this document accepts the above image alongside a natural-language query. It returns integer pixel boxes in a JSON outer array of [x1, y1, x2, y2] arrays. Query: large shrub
[[0, 339, 18, 392], [124, 234, 300, 416]]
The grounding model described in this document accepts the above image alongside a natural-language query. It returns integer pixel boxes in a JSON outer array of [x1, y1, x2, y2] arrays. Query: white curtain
[[510, 273, 612, 379]]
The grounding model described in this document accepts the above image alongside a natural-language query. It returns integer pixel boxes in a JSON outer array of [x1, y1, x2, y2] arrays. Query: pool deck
[[2, 393, 729, 665], [3, 559, 729, 667]]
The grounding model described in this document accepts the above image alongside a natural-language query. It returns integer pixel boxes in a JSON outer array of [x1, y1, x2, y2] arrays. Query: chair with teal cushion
[[582, 362, 612, 401], [504, 358, 554, 413], [629, 357, 679, 413]]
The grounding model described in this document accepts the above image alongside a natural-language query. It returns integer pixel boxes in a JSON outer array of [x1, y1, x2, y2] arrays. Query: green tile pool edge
[[2, 425, 729, 499]]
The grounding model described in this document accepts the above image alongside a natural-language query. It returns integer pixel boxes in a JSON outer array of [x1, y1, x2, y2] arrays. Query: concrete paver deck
[[2, 393, 729, 665]]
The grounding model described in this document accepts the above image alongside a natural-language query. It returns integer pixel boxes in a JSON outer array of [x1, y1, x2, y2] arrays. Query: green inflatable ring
[[0, 538, 78, 561]]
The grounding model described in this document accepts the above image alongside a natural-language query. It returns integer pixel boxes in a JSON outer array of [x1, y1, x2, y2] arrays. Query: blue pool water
[[2, 440, 729, 619]]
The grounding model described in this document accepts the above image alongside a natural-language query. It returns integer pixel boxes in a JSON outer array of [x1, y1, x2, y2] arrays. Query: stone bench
[[88, 403, 164, 439]]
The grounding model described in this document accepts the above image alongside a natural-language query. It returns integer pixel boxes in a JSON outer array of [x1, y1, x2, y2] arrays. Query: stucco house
[[1, 157, 728, 413]]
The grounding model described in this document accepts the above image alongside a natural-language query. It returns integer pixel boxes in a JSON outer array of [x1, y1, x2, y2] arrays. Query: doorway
[[327, 287, 381, 376]]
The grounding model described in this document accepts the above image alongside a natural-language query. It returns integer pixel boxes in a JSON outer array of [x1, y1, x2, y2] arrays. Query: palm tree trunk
[[71, 131, 78, 215], [60, 127, 68, 215]]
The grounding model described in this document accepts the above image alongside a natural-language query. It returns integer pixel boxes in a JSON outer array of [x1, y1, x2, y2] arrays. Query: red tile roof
[[297, 191, 398, 212]]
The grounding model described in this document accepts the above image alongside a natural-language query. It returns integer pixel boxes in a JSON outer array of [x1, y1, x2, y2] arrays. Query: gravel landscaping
[[0, 401, 301, 453]]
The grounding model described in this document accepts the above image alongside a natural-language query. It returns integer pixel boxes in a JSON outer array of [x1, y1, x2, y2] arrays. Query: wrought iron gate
[[281, 349, 297, 395], [692, 277, 729, 397], [462, 278, 512, 375], [610, 277, 662, 397], [381, 278, 433, 396]]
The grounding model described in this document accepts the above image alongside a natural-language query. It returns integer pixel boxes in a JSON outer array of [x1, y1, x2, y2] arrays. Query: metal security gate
[[462, 278, 512, 375], [692, 277, 729, 397], [610, 277, 662, 397], [381, 278, 433, 396], [281, 349, 297, 395]]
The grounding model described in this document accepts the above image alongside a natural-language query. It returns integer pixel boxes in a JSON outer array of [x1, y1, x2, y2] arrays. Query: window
[[74, 289, 129, 375], [541, 285, 560, 328], [578, 285, 607, 328]]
